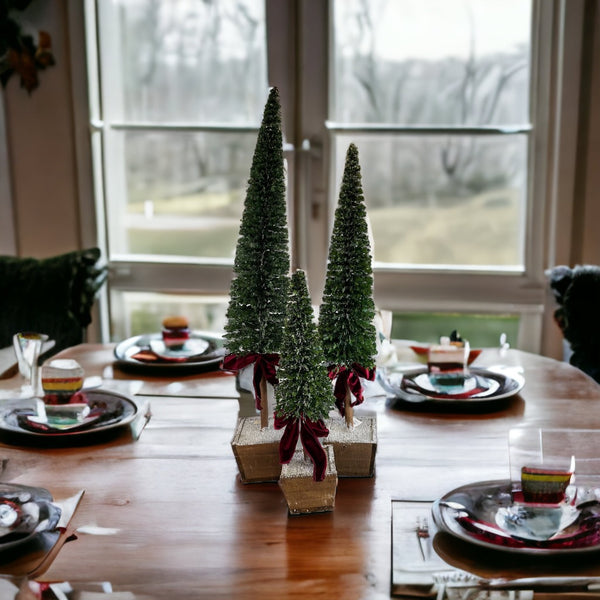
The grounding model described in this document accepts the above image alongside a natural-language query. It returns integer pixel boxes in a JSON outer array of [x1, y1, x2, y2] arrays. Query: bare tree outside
[[101, 0, 531, 268], [106, 0, 267, 259], [333, 0, 531, 267]]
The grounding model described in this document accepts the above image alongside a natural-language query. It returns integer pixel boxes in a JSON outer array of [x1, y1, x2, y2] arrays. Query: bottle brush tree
[[223, 87, 290, 428], [275, 270, 334, 482], [318, 143, 377, 427]]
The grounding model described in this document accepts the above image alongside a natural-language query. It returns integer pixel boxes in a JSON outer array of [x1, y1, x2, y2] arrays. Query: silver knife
[[484, 576, 600, 592]]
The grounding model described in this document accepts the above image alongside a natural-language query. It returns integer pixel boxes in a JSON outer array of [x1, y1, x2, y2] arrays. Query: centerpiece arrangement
[[227, 91, 379, 496], [275, 270, 338, 514], [226, 87, 289, 483], [318, 143, 378, 477]]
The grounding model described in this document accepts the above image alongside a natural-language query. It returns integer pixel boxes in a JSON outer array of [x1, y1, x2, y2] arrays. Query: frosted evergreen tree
[[275, 270, 334, 481], [318, 143, 377, 427], [223, 87, 290, 428]]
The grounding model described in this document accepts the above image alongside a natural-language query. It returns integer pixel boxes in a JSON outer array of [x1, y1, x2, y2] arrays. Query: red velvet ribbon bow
[[274, 414, 330, 482], [328, 363, 376, 416], [222, 353, 279, 410]]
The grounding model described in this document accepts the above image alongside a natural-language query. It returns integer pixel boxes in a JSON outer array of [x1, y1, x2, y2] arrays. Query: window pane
[[107, 130, 256, 259], [113, 0, 267, 123], [109, 291, 228, 341], [332, 0, 531, 125], [391, 312, 519, 348], [334, 134, 526, 267]]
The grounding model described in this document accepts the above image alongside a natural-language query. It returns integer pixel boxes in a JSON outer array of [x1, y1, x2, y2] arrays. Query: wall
[[580, 0, 600, 263], [3, 0, 81, 258]]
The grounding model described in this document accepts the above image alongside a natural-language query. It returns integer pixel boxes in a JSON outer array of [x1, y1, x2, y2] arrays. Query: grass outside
[[128, 224, 238, 258], [368, 188, 521, 266], [128, 190, 242, 218], [391, 312, 519, 348], [125, 187, 521, 266]]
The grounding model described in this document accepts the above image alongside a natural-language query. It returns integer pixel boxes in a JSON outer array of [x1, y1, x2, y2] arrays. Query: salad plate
[[381, 366, 524, 411], [432, 479, 600, 555], [114, 330, 226, 374], [0, 389, 137, 443], [0, 483, 61, 552]]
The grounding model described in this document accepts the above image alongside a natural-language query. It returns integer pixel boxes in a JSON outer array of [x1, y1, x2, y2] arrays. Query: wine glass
[[12, 332, 48, 396]]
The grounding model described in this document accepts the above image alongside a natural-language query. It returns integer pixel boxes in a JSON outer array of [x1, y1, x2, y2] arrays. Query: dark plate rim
[[0, 482, 61, 552], [381, 366, 524, 406], [0, 389, 138, 438], [432, 479, 600, 556], [113, 330, 225, 373]]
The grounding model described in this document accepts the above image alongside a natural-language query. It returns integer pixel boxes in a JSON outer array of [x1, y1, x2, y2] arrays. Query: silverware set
[[412, 515, 600, 599], [415, 516, 430, 560]]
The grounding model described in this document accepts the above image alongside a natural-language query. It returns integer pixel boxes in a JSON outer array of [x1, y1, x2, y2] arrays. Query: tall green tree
[[275, 270, 334, 481], [223, 87, 290, 428], [318, 143, 377, 427]]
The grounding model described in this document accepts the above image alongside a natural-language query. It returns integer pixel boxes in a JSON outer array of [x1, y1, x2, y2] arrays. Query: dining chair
[[547, 264, 600, 383], [0, 247, 108, 356]]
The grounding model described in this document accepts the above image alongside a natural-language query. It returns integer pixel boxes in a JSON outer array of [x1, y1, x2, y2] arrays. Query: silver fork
[[416, 516, 430, 560]]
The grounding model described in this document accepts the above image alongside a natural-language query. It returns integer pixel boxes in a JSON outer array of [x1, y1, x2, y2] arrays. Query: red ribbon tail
[[300, 418, 330, 482], [223, 354, 280, 411], [275, 416, 299, 465], [366, 366, 376, 382], [332, 370, 349, 416], [252, 361, 264, 411], [347, 365, 376, 408], [347, 370, 364, 407], [262, 353, 280, 387]]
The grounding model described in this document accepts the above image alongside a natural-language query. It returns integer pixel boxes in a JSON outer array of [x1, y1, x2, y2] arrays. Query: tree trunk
[[260, 376, 269, 429], [344, 383, 354, 428]]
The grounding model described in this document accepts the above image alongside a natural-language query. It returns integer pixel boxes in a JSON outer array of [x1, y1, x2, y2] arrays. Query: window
[[84, 0, 565, 351], [331, 0, 531, 269]]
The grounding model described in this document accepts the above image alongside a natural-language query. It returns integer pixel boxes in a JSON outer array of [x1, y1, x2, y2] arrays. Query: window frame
[[74, 0, 584, 355]]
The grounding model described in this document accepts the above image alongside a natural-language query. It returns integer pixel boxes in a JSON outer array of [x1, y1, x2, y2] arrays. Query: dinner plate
[[381, 366, 524, 411], [114, 330, 226, 374], [432, 479, 600, 555], [0, 389, 138, 443], [0, 483, 61, 553]]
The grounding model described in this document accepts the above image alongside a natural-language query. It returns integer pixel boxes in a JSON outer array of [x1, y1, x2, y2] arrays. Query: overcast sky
[[337, 0, 531, 61]]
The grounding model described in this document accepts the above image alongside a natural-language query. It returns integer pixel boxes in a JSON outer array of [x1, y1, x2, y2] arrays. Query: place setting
[[0, 337, 151, 446], [377, 331, 525, 412], [113, 315, 227, 375], [0, 467, 84, 581], [392, 428, 600, 598]]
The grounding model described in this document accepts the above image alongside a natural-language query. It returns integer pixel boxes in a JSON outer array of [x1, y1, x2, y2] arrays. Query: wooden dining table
[[1, 344, 600, 599]]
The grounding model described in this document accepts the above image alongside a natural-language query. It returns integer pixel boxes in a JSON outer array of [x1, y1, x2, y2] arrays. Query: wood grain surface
[[0, 345, 599, 599]]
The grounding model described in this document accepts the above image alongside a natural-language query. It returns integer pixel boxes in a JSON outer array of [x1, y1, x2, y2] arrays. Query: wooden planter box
[[231, 416, 283, 483], [279, 445, 338, 515], [324, 415, 377, 478]]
